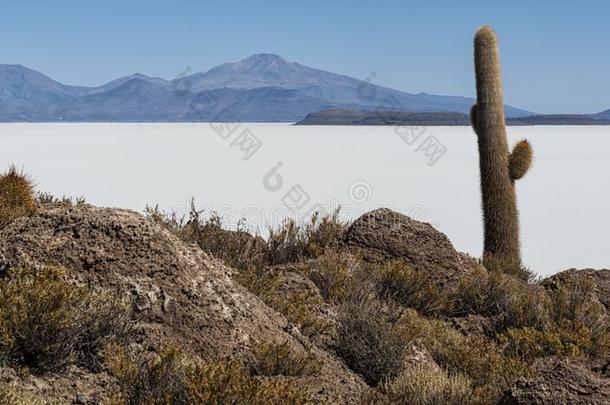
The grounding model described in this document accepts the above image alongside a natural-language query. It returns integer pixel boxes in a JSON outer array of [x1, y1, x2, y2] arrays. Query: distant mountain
[[0, 54, 534, 122], [296, 109, 610, 126], [593, 109, 610, 120]]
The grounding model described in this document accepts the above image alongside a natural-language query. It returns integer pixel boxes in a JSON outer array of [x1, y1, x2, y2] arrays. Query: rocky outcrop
[[343, 208, 479, 289], [543, 268, 610, 314], [0, 203, 368, 403], [500, 357, 610, 405]]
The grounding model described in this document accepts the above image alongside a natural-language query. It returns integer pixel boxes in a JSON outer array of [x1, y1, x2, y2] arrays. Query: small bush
[[0, 166, 36, 229], [236, 270, 331, 337], [450, 268, 550, 331], [371, 260, 445, 316], [249, 341, 320, 377], [107, 344, 312, 405], [383, 364, 472, 405], [305, 250, 356, 303], [482, 255, 535, 282], [146, 203, 268, 272], [335, 289, 406, 386], [396, 310, 530, 404], [105, 344, 189, 404], [0, 386, 44, 405], [186, 360, 311, 405], [267, 209, 345, 265], [498, 326, 584, 359], [36, 191, 86, 206], [0, 266, 131, 373]]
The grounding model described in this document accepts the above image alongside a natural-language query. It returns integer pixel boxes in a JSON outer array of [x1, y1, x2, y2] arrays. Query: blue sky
[[1, 0, 608, 113]]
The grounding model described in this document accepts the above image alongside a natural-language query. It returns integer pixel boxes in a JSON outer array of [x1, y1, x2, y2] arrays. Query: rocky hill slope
[[0, 202, 607, 404]]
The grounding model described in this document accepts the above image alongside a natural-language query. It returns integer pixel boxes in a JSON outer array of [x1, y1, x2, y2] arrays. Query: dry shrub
[[371, 260, 445, 316], [305, 250, 356, 303], [186, 360, 311, 405], [0, 166, 36, 229], [382, 363, 472, 405], [498, 326, 587, 359], [249, 341, 320, 377], [146, 203, 268, 271], [335, 288, 406, 386], [450, 268, 550, 331], [105, 344, 189, 404], [482, 255, 535, 282], [236, 270, 331, 337], [396, 310, 530, 404], [0, 386, 44, 405], [36, 191, 86, 206], [453, 269, 610, 360], [106, 344, 312, 405], [0, 266, 131, 373], [267, 209, 345, 265]]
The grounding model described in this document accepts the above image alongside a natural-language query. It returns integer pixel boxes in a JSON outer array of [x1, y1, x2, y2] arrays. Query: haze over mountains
[[0, 54, 539, 122]]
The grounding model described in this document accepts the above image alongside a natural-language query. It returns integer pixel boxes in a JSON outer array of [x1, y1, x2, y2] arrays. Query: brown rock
[[499, 357, 610, 405], [543, 268, 610, 314], [0, 204, 368, 404], [343, 208, 476, 289]]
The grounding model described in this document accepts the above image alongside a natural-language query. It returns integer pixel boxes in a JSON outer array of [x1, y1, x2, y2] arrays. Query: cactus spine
[[470, 26, 533, 268]]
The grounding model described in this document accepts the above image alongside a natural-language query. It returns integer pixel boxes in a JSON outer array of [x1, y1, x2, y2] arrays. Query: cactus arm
[[508, 140, 533, 181]]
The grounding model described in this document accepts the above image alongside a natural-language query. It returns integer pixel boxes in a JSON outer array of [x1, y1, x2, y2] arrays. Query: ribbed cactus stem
[[471, 26, 531, 267], [509, 140, 533, 181]]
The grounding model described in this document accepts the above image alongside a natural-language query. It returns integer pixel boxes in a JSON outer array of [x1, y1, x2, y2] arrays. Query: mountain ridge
[[0, 54, 541, 122]]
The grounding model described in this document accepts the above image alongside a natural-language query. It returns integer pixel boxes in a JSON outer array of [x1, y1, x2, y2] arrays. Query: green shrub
[[0, 166, 36, 229], [383, 364, 472, 405], [0, 266, 131, 373], [249, 341, 320, 377]]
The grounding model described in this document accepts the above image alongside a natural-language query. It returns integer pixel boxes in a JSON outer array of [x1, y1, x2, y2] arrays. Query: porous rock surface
[[0, 203, 368, 404], [499, 357, 610, 405], [343, 208, 479, 289]]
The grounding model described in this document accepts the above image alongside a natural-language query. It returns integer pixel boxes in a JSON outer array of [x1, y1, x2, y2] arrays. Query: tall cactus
[[470, 26, 533, 269]]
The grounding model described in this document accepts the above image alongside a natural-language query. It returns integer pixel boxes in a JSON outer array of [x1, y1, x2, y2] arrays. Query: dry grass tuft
[[249, 341, 321, 377], [106, 344, 312, 405], [0, 266, 131, 373], [371, 260, 445, 316], [0, 166, 36, 229], [236, 270, 332, 338], [146, 203, 269, 272], [383, 363, 472, 405], [267, 209, 345, 265], [335, 288, 406, 386]]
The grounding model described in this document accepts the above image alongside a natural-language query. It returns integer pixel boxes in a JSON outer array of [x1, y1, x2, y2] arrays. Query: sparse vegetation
[[0, 165, 36, 229], [236, 269, 332, 338], [106, 344, 312, 405], [266, 209, 345, 265], [0, 266, 131, 373], [371, 260, 445, 315], [146, 203, 268, 272], [249, 341, 320, 377], [335, 288, 406, 386], [382, 364, 472, 405]]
